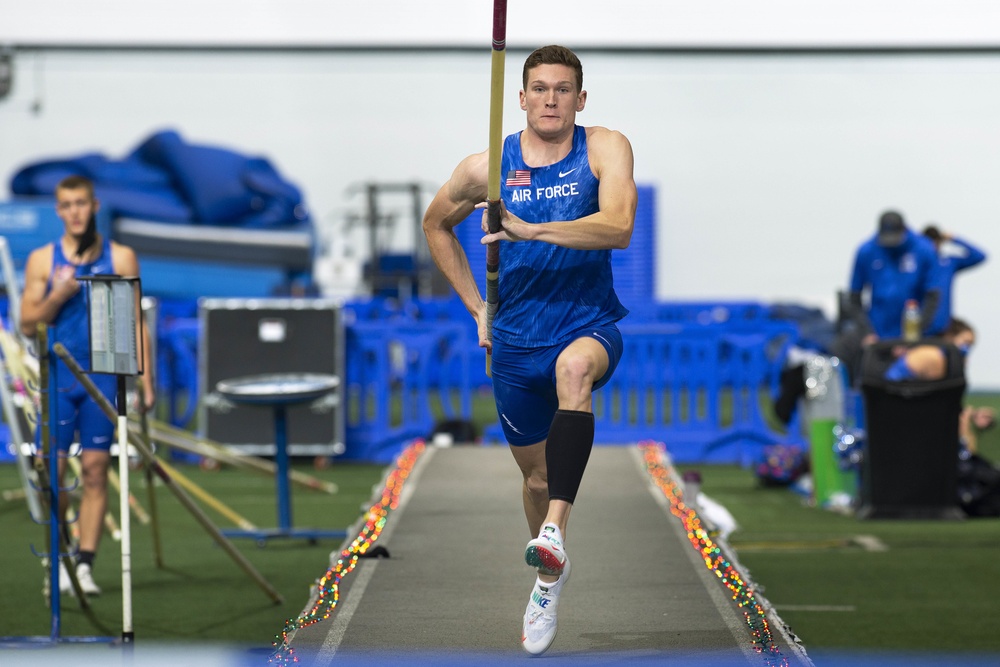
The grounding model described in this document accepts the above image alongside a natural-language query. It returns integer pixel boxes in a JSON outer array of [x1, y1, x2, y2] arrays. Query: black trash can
[[857, 339, 966, 520]]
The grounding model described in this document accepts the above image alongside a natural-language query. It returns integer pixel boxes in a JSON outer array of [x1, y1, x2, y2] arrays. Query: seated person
[[958, 404, 1000, 517], [961, 405, 997, 454], [884, 317, 974, 381]]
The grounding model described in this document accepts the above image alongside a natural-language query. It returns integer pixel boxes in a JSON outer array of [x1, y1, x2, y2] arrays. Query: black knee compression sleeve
[[545, 409, 595, 504]]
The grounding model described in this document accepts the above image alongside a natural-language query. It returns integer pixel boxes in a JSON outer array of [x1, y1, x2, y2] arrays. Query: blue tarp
[[10, 129, 310, 229]]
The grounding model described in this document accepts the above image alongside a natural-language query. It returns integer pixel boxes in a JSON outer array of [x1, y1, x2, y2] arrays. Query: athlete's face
[[520, 64, 587, 139], [55, 186, 98, 238]]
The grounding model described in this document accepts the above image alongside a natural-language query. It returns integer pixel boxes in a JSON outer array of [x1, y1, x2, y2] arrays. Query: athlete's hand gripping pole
[[485, 0, 507, 377]]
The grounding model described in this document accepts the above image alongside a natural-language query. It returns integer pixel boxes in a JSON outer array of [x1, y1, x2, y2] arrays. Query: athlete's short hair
[[522, 45, 583, 92], [56, 174, 95, 200]]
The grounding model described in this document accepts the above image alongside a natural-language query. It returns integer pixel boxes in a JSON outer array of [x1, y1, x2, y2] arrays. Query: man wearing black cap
[[847, 210, 940, 342]]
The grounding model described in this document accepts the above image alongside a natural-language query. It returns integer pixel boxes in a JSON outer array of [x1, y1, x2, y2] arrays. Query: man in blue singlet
[[423, 45, 636, 655], [20, 175, 155, 598]]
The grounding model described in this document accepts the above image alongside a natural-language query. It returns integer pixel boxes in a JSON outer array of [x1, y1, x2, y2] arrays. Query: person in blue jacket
[[848, 210, 940, 342], [921, 224, 987, 336]]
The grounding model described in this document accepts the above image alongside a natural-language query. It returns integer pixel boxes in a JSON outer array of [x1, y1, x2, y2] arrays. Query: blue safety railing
[[150, 297, 801, 465], [343, 319, 472, 462]]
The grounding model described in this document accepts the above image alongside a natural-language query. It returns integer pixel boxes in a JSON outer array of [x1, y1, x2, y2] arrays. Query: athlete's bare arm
[[423, 151, 492, 347], [19, 245, 75, 337]]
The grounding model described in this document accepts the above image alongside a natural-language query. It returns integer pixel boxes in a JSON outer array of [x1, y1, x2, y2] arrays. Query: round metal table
[[215, 373, 344, 543]]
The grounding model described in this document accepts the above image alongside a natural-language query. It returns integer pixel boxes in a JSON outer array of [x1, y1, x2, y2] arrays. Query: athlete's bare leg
[[77, 449, 110, 554]]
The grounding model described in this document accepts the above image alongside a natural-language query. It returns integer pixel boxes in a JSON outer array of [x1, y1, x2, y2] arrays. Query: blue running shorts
[[490, 323, 623, 447], [38, 359, 119, 453]]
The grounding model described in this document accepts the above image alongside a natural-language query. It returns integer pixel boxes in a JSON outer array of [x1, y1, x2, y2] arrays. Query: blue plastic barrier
[[602, 321, 799, 464], [482, 320, 801, 464], [148, 293, 801, 465], [346, 295, 489, 390], [342, 320, 472, 462], [628, 301, 772, 326]]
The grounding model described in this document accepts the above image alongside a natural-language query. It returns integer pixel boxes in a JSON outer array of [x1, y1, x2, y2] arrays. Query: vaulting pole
[[484, 0, 508, 377]]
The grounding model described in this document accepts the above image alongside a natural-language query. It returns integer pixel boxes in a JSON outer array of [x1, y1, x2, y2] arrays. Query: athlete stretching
[[423, 45, 636, 655]]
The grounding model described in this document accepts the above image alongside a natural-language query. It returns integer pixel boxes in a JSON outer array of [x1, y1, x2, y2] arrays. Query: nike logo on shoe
[[558, 168, 577, 178]]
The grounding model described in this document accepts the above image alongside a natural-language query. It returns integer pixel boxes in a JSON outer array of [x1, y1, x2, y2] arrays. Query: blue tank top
[[49, 238, 116, 368], [494, 125, 627, 347]]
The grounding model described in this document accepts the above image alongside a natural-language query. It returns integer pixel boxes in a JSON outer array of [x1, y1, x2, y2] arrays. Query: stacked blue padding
[[611, 184, 656, 314], [8, 129, 316, 301]]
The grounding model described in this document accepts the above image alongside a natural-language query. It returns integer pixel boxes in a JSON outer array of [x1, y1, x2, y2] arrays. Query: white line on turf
[[853, 534, 889, 552]]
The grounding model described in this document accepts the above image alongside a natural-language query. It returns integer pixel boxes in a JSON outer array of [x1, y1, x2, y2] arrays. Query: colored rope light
[[639, 440, 790, 667], [268, 439, 426, 664]]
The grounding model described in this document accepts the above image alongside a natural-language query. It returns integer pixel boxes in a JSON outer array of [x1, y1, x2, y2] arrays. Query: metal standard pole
[[45, 331, 61, 638], [117, 376, 134, 646]]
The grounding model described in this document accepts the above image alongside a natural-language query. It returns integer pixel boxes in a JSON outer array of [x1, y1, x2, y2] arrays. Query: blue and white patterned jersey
[[49, 238, 115, 369], [493, 125, 627, 347]]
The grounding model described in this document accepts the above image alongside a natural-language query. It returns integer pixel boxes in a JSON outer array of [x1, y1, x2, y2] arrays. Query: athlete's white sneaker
[[524, 523, 567, 576], [58, 560, 76, 596], [75, 563, 102, 596], [521, 557, 571, 655]]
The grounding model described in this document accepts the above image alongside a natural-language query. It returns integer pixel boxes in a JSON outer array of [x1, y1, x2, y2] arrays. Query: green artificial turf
[[2, 392, 999, 658], [0, 457, 385, 653], [680, 391, 1000, 655]]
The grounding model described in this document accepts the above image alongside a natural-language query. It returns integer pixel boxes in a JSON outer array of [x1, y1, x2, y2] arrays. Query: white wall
[[1, 49, 999, 387], [3, 0, 1000, 48]]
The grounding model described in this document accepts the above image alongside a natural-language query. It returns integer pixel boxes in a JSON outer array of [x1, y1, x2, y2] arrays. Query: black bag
[[957, 453, 1000, 517]]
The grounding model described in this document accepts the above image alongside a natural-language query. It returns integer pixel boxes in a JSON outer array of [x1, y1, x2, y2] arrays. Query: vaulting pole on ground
[[147, 419, 337, 494], [53, 343, 284, 605], [0, 347, 44, 522], [0, 239, 47, 526], [484, 0, 508, 377], [155, 456, 258, 531], [137, 386, 164, 568]]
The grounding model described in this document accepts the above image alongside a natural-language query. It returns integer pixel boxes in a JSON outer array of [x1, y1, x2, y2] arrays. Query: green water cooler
[[802, 355, 856, 508]]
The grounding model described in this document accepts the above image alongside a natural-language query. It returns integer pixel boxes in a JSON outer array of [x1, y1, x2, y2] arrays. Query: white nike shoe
[[521, 557, 571, 655], [75, 563, 102, 596], [524, 523, 567, 576], [58, 559, 76, 596]]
